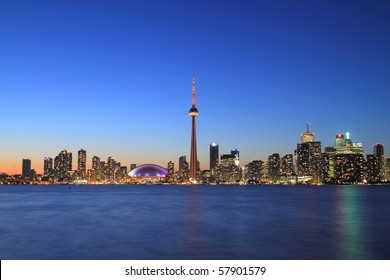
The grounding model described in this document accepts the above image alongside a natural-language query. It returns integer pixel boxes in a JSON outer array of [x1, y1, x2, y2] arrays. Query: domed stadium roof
[[128, 164, 168, 177]]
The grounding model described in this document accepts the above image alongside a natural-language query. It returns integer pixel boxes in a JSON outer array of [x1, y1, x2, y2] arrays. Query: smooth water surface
[[0, 185, 389, 259]]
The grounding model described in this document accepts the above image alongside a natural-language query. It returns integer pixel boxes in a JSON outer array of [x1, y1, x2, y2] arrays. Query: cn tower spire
[[189, 75, 199, 181], [192, 74, 196, 107]]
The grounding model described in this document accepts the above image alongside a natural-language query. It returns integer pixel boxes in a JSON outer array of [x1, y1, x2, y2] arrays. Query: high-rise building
[[220, 153, 235, 161], [385, 158, 390, 182], [324, 147, 336, 179], [219, 153, 240, 183], [92, 156, 100, 172], [22, 159, 31, 178], [366, 154, 380, 183], [245, 160, 263, 182], [107, 157, 115, 182], [331, 132, 366, 183], [231, 148, 240, 166], [296, 126, 321, 180], [374, 143, 385, 181], [77, 149, 87, 179], [189, 75, 199, 180], [130, 164, 137, 171], [335, 132, 364, 155], [54, 150, 72, 180], [43, 157, 53, 177], [374, 143, 384, 157], [268, 153, 280, 181], [120, 166, 128, 179], [321, 153, 330, 183], [166, 161, 175, 183], [335, 133, 345, 149], [91, 156, 101, 181], [179, 156, 187, 171], [280, 154, 294, 176], [210, 143, 219, 172], [167, 161, 174, 177], [297, 142, 321, 177], [301, 123, 314, 143], [178, 155, 189, 181], [309, 153, 324, 184], [334, 153, 365, 183], [261, 161, 268, 179]]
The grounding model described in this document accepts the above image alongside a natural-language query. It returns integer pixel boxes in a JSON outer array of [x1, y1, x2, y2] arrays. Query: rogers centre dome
[[128, 164, 168, 178]]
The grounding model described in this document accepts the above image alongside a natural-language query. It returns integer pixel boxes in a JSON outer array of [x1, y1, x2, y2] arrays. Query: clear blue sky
[[1, 0, 389, 173]]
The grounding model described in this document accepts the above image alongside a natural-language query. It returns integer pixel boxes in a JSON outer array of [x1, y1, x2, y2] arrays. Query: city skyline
[[1, 0, 389, 174], [2, 128, 387, 175]]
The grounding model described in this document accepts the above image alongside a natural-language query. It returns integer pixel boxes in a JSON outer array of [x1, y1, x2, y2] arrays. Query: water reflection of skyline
[[0, 185, 389, 259], [336, 187, 369, 259]]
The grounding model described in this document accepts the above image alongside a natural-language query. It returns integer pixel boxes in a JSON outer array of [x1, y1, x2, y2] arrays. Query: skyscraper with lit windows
[[44, 157, 53, 177], [374, 143, 385, 181], [178, 155, 189, 181], [268, 153, 280, 182], [54, 150, 72, 180], [167, 161, 174, 176], [210, 143, 219, 172], [78, 149, 87, 179]]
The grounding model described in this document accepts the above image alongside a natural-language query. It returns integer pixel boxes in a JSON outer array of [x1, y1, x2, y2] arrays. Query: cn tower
[[189, 75, 199, 180]]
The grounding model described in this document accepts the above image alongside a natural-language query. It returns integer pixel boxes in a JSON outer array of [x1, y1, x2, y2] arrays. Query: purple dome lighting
[[128, 164, 168, 177]]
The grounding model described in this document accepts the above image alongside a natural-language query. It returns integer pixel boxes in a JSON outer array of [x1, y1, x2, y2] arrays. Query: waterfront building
[[321, 153, 330, 183], [22, 159, 31, 178], [91, 156, 101, 182], [178, 155, 189, 181], [77, 149, 87, 179], [166, 161, 175, 183], [107, 157, 116, 182], [43, 157, 53, 177], [374, 143, 385, 181], [297, 141, 321, 177], [331, 132, 366, 183], [189, 75, 199, 181], [99, 161, 106, 180], [120, 166, 128, 180], [334, 153, 365, 183], [309, 153, 324, 184], [245, 160, 263, 183], [261, 161, 268, 180], [366, 154, 380, 183], [202, 170, 211, 183], [179, 156, 187, 171], [218, 154, 240, 183], [210, 143, 219, 173], [324, 147, 336, 178], [268, 153, 280, 182], [280, 154, 294, 176], [385, 158, 390, 182], [54, 150, 72, 181], [167, 161, 174, 176]]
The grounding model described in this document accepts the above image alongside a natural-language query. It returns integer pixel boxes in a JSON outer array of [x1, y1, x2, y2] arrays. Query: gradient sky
[[1, 0, 389, 174]]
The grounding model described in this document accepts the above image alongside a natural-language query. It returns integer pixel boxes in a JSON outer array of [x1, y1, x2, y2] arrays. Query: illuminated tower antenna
[[189, 75, 199, 181]]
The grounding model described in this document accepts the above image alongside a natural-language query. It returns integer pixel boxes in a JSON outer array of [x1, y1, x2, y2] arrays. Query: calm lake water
[[0, 185, 389, 260]]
